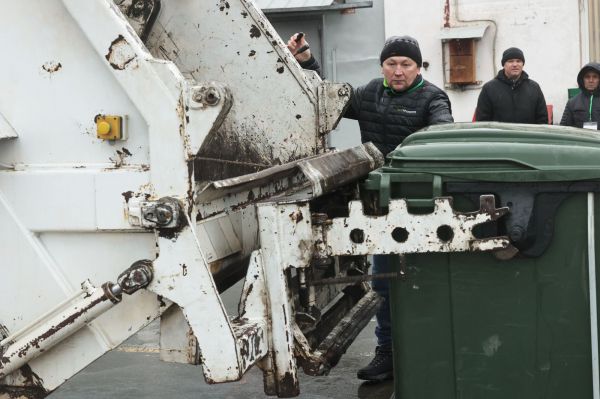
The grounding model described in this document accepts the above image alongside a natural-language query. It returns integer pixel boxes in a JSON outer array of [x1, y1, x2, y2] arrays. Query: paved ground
[[48, 281, 394, 399], [48, 320, 393, 399]]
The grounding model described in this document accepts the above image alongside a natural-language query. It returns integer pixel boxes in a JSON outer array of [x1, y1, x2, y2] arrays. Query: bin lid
[[385, 122, 600, 182]]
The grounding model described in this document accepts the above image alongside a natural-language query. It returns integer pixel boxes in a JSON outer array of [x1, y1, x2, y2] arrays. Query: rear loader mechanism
[[0, 1, 510, 397]]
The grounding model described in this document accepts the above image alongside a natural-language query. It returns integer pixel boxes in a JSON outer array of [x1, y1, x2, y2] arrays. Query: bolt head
[[192, 91, 204, 103], [205, 87, 220, 105]]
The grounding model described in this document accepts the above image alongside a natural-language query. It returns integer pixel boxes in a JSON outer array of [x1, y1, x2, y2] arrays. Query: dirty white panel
[[0, 190, 72, 334], [0, 171, 96, 231], [39, 232, 156, 289], [0, 169, 151, 231], [0, 0, 149, 165], [0, 113, 17, 140], [95, 169, 151, 230], [200, 215, 242, 260], [145, 0, 321, 179]]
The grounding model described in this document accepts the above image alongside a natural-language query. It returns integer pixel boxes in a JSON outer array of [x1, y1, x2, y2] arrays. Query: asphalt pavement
[[48, 281, 394, 399]]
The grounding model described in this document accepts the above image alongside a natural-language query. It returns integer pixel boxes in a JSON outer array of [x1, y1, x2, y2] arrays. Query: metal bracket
[[185, 81, 233, 159], [115, 0, 161, 42], [317, 82, 352, 135], [317, 195, 510, 257], [127, 196, 183, 229]]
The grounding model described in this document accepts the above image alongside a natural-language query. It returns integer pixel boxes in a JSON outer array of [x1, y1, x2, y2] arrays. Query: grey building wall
[[265, 0, 385, 149]]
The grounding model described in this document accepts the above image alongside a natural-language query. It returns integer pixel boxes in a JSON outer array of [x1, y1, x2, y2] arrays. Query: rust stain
[[19, 364, 45, 388], [6, 297, 107, 368], [186, 159, 194, 220], [110, 148, 131, 168], [41, 62, 62, 74], [127, 0, 156, 20], [197, 178, 293, 220], [279, 372, 299, 396], [289, 210, 304, 224], [0, 383, 47, 399], [249, 24, 261, 39], [186, 327, 198, 364], [443, 0, 451, 28], [218, 0, 231, 12], [276, 57, 285, 74], [158, 228, 179, 240], [105, 35, 138, 70]]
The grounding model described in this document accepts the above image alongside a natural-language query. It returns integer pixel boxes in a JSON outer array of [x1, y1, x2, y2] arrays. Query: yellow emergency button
[[97, 121, 111, 135], [95, 114, 123, 140]]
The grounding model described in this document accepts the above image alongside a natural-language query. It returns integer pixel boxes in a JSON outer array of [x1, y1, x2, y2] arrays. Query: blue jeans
[[372, 254, 393, 349]]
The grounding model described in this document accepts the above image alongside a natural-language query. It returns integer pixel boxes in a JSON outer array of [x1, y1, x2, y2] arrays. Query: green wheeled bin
[[361, 122, 600, 399]]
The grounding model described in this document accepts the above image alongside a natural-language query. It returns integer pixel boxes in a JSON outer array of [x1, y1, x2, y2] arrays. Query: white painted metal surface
[[0, 0, 353, 395], [0, 113, 17, 141], [0, 0, 512, 397], [253, 202, 311, 395], [143, 0, 333, 180], [320, 197, 509, 256]]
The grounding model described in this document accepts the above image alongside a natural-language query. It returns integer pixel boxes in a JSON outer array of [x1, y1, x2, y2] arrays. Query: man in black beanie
[[475, 47, 548, 123], [288, 34, 452, 160], [288, 34, 453, 382]]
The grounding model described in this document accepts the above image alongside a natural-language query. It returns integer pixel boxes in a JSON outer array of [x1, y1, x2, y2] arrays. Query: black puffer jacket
[[345, 77, 453, 155], [560, 62, 600, 129], [475, 70, 548, 124], [300, 56, 453, 155]]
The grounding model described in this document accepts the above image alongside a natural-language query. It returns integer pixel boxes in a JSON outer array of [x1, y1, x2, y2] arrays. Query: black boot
[[356, 346, 394, 381]]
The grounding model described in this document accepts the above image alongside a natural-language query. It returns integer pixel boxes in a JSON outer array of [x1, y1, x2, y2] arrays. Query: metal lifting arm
[[0, 261, 153, 380]]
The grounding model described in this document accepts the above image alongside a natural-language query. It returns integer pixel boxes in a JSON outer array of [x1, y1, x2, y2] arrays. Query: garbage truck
[[0, 1, 508, 397]]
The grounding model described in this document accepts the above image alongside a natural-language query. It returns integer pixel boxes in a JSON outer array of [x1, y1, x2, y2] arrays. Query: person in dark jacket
[[475, 47, 548, 124], [288, 34, 453, 382], [288, 34, 453, 155], [560, 62, 600, 129]]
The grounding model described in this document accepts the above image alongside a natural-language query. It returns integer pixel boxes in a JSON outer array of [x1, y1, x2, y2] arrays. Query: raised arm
[[286, 33, 321, 77]]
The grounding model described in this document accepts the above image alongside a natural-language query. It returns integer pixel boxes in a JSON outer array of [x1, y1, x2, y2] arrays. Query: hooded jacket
[[300, 56, 453, 155], [475, 70, 548, 124], [560, 62, 600, 129]]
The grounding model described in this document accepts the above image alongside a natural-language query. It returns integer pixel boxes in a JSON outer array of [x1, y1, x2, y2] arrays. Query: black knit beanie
[[501, 47, 525, 65], [379, 36, 422, 67]]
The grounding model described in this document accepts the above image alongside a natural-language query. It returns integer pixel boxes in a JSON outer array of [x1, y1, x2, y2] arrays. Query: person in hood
[[560, 63, 600, 129], [475, 47, 548, 124], [287, 34, 453, 382]]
